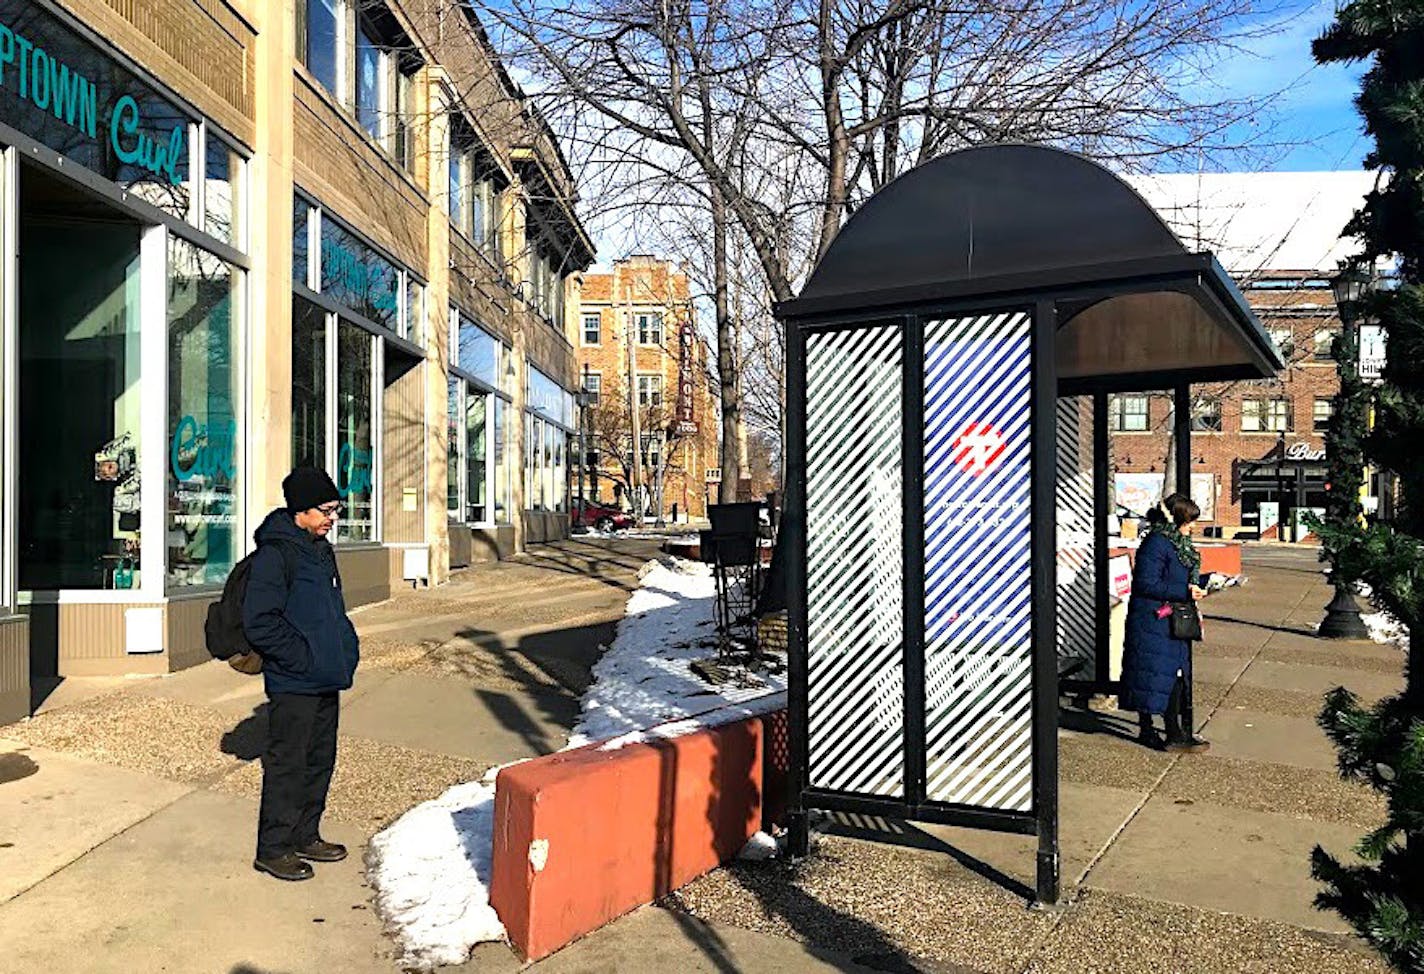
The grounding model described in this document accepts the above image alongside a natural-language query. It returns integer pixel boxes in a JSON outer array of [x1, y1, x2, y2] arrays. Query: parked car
[[572, 499, 635, 532]]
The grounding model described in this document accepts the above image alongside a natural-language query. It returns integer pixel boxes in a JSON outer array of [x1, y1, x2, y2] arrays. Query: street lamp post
[[1319, 260, 1374, 640]]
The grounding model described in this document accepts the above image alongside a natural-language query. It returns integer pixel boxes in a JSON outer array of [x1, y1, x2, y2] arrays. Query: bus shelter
[[777, 144, 1283, 903]]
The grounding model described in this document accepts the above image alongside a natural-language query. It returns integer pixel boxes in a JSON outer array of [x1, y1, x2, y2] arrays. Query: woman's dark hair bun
[[1144, 507, 1168, 527], [1162, 493, 1201, 527]]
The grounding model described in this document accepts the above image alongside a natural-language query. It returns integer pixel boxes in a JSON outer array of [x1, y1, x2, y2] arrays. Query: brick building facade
[[1110, 172, 1377, 538], [575, 258, 721, 521]]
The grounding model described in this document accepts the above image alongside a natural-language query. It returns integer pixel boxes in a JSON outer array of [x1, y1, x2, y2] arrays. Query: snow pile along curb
[[366, 555, 785, 969]]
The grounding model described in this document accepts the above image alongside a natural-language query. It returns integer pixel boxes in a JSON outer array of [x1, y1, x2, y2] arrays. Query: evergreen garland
[[1311, 2, 1424, 969]]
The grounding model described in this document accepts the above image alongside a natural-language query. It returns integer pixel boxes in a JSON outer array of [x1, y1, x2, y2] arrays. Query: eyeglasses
[[315, 504, 343, 519]]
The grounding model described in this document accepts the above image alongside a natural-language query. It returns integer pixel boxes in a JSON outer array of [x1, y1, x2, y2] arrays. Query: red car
[[572, 499, 635, 532]]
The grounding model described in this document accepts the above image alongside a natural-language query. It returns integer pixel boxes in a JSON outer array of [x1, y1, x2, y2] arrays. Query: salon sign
[[0, 3, 188, 187]]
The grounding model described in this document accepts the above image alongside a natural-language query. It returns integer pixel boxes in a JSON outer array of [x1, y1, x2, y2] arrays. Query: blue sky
[[1211, 0, 1370, 171]]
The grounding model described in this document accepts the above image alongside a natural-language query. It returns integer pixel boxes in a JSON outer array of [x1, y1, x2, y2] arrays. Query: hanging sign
[[675, 322, 698, 435], [1284, 442, 1326, 462], [1359, 324, 1386, 384]]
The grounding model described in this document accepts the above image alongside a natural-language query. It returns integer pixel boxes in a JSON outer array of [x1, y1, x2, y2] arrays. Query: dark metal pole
[[1174, 384, 1195, 737], [903, 316, 927, 806], [1030, 301, 1060, 906], [786, 319, 810, 857], [1093, 393, 1110, 690]]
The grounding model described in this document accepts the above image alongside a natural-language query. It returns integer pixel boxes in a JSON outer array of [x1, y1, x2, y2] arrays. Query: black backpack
[[205, 543, 299, 675]]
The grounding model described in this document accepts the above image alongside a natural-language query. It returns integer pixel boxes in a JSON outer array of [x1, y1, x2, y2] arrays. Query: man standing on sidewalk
[[243, 467, 360, 881]]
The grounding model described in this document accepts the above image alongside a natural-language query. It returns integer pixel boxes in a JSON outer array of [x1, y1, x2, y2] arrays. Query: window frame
[[1313, 327, 1338, 361], [637, 373, 664, 408], [1313, 397, 1335, 433], [582, 371, 602, 406], [636, 312, 664, 346], [1112, 394, 1149, 432], [1190, 396, 1222, 433], [582, 313, 601, 345]]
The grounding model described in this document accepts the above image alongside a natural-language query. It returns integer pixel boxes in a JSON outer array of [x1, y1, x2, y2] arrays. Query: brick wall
[[1108, 280, 1342, 530], [577, 260, 720, 519]]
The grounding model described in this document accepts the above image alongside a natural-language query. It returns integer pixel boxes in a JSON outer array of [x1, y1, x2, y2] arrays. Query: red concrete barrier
[[490, 711, 778, 962], [1109, 540, 1242, 578]]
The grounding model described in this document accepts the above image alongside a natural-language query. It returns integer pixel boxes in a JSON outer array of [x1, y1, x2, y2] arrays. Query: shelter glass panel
[[1055, 396, 1095, 676], [804, 323, 904, 798], [922, 311, 1033, 813]]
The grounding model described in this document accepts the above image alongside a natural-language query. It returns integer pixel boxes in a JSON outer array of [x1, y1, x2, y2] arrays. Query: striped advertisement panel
[[923, 312, 1034, 812], [1056, 397, 1096, 673], [805, 324, 905, 798]]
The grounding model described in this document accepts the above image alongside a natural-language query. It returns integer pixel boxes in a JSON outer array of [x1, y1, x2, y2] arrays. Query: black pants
[[257, 691, 339, 859]]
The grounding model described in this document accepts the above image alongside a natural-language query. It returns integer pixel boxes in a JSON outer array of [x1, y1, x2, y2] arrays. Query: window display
[[166, 238, 242, 588], [335, 322, 375, 542]]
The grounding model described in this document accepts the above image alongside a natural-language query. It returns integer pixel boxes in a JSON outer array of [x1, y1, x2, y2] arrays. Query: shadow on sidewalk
[[1200, 613, 1318, 638]]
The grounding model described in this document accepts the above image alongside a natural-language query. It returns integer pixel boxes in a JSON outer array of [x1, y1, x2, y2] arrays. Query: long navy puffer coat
[[1120, 532, 1207, 715]]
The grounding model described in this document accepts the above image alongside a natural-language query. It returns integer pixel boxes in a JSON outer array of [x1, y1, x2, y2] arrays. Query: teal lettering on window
[[319, 217, 401, 330], [171, 414, 237, 483], [0, 3, 191, 193], [336, 442, 373, 498]]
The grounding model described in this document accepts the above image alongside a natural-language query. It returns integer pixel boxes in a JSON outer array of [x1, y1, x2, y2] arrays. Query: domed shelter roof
[[778, 144, 1282, 390]]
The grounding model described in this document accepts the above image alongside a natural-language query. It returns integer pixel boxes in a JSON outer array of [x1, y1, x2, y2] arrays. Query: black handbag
[[1169, 601, 1203, 641]]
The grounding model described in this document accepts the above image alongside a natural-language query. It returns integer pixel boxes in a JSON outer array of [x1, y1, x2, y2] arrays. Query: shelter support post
[[1173, 384, 1196, 736], [902, 317, 927, 807], [1032, 301, 1061, 905], [1093, 392, 1111, 689], [786, 321, 810, 858]]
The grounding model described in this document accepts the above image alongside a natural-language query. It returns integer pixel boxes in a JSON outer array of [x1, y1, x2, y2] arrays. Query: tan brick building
[[1112, 172, 1378, 538], [0, 0, 593, 720], [575, 258, 721, 521]]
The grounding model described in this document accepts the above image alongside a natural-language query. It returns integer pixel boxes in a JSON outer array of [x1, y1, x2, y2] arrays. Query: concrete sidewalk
[[0, 543, 1401, 972]]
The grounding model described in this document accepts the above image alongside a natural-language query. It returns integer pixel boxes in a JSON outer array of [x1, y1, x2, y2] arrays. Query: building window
[[583, 313, 601, 345], [301, 0, 342, 96], [204, 132, 245, 247], [455, 314, 499, 386], [637, 312, 663, 346], [1243, 397, 1293, 433], [638, 374, 663, 408], [335, 322, 375, 542], [355, 24, 384, 140], [1314, 397, 1335, 432], [1267, 326, 1294, 358], [583, 372, 601, 406], [447, 377, 461, 516], [292, 297, 327, 469], [166, 239, 243, 589], [449, 119, 505, 260], [1191, 397, 1222, 432], [466, 392, 489, 523], [394, 68, 416, 173], [1112, 394, 1149, 432], [1314, 328, 1338, 360]]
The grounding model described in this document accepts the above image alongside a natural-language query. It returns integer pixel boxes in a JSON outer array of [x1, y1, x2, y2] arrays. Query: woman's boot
[[1165, 678, 1209, 753]]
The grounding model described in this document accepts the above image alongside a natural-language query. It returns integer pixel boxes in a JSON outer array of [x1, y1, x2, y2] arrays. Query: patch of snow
[[738, 831, 780, 861], [365, 773, 506, 970], [1356, 584, 1409, 654], [368, 555, 786, 968]]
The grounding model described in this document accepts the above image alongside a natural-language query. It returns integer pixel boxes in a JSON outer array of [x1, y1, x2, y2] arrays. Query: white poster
[[1114, 472, 1216, 521]]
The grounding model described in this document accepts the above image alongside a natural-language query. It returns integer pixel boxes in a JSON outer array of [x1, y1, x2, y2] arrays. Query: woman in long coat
[[1121, 493, 1210, 753]]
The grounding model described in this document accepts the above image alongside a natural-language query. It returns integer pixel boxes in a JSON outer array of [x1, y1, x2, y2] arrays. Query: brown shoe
[[1166, 736, 1210, 754], [296, 839, 348, 863], [254, 853, 315, 881]]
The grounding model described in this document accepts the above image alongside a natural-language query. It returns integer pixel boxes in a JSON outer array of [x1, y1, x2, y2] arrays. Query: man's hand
[[1189, 584, 1207, 601]]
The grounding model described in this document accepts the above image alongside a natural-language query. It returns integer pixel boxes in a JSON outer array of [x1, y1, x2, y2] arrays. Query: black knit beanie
[[283, 467, 341, 513]]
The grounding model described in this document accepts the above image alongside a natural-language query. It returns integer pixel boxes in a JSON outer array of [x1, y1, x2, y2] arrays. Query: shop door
[[16, 164, 144, 592]]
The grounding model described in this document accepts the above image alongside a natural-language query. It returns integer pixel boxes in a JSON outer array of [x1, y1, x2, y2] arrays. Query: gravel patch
[[668, 835, 1053, 974], [1158, 755, 1386, 828], [211, 734, 489, 835], [1060, 734, 1173, 792], [4, 693, 245, 785], [1023, 888, 1389, 974]]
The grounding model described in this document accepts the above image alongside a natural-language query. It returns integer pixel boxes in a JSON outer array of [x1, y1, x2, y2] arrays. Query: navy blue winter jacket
[[241, 509, 359, 696], [1120, 532, 1208, 716]]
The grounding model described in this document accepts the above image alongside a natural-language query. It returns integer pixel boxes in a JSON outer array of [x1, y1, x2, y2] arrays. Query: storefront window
[[18, 208, 142, 590], [204, 132, 244, 246], [447, 378, 462, 515], [167, 238, 242, 588], [292, 296, 327, 468], [493, 397, 509, 523], [320, 216, 400, 332], [335, 322, 375, 541], [294, 198, 312, 287], [467, 394, 488, 522], [0, 0, 193, 220], [404, 278, 424, 344], [457, 316, 499, 385]]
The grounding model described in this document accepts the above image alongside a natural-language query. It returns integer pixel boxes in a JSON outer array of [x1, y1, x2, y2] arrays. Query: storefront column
[[1174, 384, 1192, 496], [248, 0, 297, 521], [426, 72, 454, 583]]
